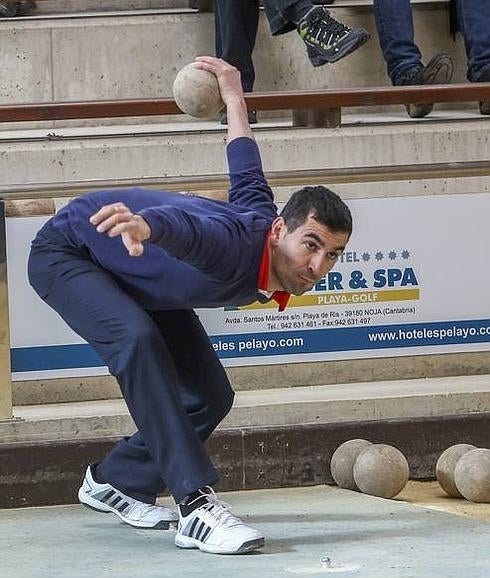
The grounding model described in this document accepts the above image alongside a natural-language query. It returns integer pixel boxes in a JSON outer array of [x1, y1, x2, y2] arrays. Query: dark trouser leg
[[373, 0, 422, 84], [28, 243, 231, 504], [214, 0, 260, 92], [99, 309, 235, 501], [262, 0, 312, 35], [454, 0, 490, 80]]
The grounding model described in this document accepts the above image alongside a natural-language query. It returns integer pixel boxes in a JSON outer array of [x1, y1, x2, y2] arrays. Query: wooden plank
[[0, 84, 488, 122], [245, 84, 490, 110], [0, 202, 12, 420], [292, 107, 342, 128], [5, 199, 56, 217]]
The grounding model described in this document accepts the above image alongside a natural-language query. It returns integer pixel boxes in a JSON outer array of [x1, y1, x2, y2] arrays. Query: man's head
[[268, 186, 352, 295]]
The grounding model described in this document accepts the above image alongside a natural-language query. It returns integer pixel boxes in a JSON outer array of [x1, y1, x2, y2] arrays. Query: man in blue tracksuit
[[28, 57, 352, 555]]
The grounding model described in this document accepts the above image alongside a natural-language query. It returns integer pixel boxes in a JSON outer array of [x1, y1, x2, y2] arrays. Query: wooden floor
[[399, 480, 490, 522]]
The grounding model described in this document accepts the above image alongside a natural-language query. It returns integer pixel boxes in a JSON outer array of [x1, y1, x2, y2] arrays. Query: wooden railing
[[0, 83, 489, 128]]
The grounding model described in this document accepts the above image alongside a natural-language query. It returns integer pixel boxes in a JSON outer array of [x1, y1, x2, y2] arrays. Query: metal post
[[0, 200, 13, 419], [292, 107, 342, 128]]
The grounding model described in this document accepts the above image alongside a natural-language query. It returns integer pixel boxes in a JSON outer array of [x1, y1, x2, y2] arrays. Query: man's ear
[[270, 217, 285, 246]]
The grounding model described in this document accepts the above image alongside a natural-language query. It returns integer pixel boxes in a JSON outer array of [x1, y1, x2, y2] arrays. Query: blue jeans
[[373, 0, 490, 84], [263, 0, 314, 35], [454, 0, 490, 80]]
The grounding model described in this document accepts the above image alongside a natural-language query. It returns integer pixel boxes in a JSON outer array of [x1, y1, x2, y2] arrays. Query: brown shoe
[[399, 53, 453, 118]]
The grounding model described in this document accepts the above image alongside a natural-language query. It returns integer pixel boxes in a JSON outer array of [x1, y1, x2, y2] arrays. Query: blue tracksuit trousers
[[28, 222, 235, 504]]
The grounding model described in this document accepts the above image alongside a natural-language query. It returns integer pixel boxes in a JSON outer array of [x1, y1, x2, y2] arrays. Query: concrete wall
[[0, 6, 470, 105]]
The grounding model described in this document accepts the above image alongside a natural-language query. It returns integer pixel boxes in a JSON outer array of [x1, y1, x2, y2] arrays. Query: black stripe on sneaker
[[188, 516, 200, 538], [200, 524, 212, 542], [109, 495, 123, 508], [195, 521, 207, 540], [117, 501, 130, 513], [100, 489, 116, 503]]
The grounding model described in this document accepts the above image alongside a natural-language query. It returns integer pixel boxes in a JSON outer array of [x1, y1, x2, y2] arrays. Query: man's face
[[269, 213, 350, 295]]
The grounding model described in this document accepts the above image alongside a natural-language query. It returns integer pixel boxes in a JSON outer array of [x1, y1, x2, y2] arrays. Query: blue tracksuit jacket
[[38, 137, 278, 310]]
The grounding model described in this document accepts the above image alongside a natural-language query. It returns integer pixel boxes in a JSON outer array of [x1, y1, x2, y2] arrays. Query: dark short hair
[[280, 186, 352, 236]]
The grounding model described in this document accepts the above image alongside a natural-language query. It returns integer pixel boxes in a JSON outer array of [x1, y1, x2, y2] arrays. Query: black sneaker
[[397, 52, 453, 118], [298, 6, 370, 66], [16, 1, 36, 16], [0, 2, 18, 16], [219, 109, 257, 125]]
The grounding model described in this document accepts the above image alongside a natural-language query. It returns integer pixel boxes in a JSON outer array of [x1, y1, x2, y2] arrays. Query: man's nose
[[308, 254, 326, 278]]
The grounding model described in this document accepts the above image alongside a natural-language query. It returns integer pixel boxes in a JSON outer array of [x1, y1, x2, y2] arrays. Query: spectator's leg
[[263, 1, 369, 66], [373, 0, 422, 84], [214, 0, 259, 123], [454, 0, 490, 112], [262, 0, 312, 35], [374, 0, 452, 118], [214, 0, 260, 93]]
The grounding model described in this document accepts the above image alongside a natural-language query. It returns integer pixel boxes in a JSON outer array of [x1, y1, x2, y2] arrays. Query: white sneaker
[[175, 488, 265, 554], [78, 465, 178, 529]]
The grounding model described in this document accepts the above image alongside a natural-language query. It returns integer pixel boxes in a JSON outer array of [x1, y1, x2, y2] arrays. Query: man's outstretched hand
[[89, 203, 151, 257], [194, 56, 244, 108], [194, 56, 253, 142]]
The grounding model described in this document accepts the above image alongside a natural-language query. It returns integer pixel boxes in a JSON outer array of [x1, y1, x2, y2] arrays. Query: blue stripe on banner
[[211, 318, 490, 358], [11, 343, 104, 372], [11, 319, 490, 372]]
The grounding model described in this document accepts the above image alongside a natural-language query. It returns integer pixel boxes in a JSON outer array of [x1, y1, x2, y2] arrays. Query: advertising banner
[[8, 193, 490, 379]]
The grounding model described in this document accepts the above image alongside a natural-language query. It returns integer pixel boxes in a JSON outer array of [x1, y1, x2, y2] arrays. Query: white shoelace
[[131, 502, 163, 519], [189, 487, 243, 529]]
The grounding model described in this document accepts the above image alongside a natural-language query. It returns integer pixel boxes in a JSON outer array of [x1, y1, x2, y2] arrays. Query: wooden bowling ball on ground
[[353, 444, 409, 499], [330, 439, 372, 490], [454, 448, 490, 503], [435, 443, 476, 498]]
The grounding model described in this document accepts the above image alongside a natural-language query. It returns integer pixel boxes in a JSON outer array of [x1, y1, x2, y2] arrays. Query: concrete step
[[8, 0, 453, 16], [2, 375, 489, 444], [0, 4, 470, 108], [1, 376, 489, 507], [11, 350, 490, 406], [3, 1, 193, 15], [0, 113, 488, 187]]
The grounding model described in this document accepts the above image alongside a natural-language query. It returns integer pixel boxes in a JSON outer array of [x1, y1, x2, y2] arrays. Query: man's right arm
[[194, 57, 276, 218], [226, 137, 276, 217], [194, 56, 253, 144]]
